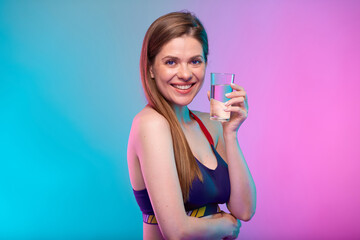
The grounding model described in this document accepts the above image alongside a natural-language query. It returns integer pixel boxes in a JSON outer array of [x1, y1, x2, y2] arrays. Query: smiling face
[[150, 35, 206, 107]]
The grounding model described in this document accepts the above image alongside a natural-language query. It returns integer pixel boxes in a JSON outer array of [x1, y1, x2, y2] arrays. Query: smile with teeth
[[171, 83, 195, 90]]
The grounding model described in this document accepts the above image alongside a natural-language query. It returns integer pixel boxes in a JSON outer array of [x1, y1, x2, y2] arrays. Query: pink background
[[1, 0, 359, 239], [188, 1, 360, 239]]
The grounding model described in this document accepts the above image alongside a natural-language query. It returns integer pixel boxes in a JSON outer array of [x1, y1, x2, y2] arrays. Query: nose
[[177, 63, 192, 81]]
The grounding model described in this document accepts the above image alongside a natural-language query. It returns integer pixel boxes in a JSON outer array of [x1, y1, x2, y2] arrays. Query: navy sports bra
[[133, 110, 230, 223]]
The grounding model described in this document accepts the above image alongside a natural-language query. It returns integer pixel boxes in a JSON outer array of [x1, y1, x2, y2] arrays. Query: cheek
[[154, 77, 170, 97], [155, 67, 175, 81], [195, 67, 206, 81]]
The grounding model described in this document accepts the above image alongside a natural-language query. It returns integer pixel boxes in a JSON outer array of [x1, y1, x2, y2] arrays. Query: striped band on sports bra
[[143, 203, 221, 225]]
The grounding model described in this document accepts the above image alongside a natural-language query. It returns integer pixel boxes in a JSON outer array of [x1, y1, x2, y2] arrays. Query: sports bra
[[132, 110, 230, 224]]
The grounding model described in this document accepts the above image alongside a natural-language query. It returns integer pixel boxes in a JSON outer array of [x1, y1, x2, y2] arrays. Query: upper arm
[[132, 111, 187, 238]]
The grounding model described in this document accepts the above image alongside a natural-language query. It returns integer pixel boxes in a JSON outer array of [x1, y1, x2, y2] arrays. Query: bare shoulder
[[132, 105, 170, 130], [130, 105, 171, 152]]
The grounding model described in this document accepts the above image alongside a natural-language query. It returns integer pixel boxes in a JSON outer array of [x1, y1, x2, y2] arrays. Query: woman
[[127, 11, 256, 239]]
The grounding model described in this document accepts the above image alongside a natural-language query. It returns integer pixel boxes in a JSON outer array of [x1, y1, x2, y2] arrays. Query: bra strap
[[189, 110, 215, 146]]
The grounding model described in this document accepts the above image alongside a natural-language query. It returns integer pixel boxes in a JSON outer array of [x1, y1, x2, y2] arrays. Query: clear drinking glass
[[210, 72, 235, 121]]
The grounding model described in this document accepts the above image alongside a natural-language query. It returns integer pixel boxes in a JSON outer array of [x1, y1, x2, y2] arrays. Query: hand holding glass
[[210, 73, 235, 122]]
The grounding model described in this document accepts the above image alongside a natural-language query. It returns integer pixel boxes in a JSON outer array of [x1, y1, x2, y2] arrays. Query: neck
[[171, 104, 192, 126]]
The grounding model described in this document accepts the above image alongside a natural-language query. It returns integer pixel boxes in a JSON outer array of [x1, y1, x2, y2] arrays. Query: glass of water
[[210, 72, 235, 121]]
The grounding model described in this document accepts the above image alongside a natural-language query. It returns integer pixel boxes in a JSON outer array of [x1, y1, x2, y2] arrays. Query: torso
[[182, 115, 219, 170], [127, 106, 226, 239]]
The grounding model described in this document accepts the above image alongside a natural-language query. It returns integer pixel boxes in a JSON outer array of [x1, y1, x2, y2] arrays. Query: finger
[[207, 90, 210, 101], [224, 106, 248, 116], [230, 82, 244, 91], [226, 100, 247, 112], [225, 89, 247, 99], [226, 95, 248, 112], [225, 96, 246, 107], [245, 97, 249, 111]]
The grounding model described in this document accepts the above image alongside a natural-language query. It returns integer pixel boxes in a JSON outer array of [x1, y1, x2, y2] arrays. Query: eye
[[165, 60, 176, 65], [191, 59, 202, 65]]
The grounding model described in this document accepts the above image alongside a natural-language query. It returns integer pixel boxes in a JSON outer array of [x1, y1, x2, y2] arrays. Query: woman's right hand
[[203, 211, 241, 239], [220, 212, 241, 240]]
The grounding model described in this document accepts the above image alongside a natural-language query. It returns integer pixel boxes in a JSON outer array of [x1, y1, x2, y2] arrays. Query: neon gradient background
[[1, 0, 359, 239]]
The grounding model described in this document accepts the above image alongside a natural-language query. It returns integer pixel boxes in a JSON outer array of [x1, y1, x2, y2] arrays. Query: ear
[[149, 66, 155, 79]]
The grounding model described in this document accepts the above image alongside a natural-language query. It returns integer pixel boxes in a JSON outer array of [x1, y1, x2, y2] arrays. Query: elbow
[[228, 203, 256, 222], [239, 204, 256, 222], [238, 209, 255, 222], [228, 195, 257, 221]]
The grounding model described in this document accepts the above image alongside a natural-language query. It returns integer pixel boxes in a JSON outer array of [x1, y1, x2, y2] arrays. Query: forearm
[[224, 132, 256, 220], [179, 215, 232, 240]]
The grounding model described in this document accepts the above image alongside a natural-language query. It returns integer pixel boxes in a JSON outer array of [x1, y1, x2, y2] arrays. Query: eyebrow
[[161, 55, 204, 61]]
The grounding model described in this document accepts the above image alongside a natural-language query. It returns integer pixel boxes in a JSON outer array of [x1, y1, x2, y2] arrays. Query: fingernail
[[225, 93, 231, 97], [224, 101, 229, 106]]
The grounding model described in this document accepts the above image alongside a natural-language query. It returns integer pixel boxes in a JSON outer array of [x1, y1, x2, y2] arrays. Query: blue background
[[1, 0, 360, 239], [0, 1, 153, 239]]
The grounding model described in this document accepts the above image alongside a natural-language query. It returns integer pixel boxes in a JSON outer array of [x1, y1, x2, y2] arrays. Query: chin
[[171, 97, 195, 107]]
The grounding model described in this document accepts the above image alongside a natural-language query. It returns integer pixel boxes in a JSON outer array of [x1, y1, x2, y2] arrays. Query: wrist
[[223, 131, 238, 141]]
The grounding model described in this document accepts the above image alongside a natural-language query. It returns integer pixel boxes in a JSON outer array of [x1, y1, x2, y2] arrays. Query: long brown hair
[[140, 11, 209, 201]]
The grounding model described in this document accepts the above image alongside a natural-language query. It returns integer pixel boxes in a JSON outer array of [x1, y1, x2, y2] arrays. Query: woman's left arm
[[214, 83, 257, 221]]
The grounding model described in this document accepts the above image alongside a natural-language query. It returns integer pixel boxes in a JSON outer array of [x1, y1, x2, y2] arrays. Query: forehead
[[157, 35, 203, 58]]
